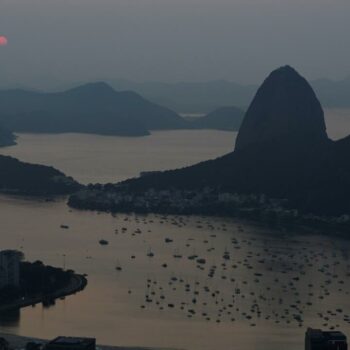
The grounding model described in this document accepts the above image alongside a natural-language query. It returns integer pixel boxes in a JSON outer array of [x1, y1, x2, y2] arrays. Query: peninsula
[[68, 66, 350, 229], [0, 155, 81, 196], [0, 251, 87, 312]]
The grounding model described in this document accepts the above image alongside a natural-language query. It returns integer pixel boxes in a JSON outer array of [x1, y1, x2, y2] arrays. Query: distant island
[[68, 66, 350, 230], [0, 155, 81, 196], [0, 83, 187, 137], [0, 125, 16, 147], [188, 106, 244, 131]]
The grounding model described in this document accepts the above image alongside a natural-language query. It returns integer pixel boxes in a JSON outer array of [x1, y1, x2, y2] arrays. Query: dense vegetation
[[0, 261, 73, 303], [94, 136, 349, 216], [0, 155, 81, 195]]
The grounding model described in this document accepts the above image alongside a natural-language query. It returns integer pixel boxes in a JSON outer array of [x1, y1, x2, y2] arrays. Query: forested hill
[[0, 155, 81, 196]]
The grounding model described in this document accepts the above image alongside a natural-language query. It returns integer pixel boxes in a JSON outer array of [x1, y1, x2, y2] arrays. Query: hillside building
[[0, 250, 22, 289], [305, 328, 347, 350]]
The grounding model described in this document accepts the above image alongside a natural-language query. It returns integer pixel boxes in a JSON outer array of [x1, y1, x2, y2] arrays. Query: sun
[[0, 36, 8, 46]]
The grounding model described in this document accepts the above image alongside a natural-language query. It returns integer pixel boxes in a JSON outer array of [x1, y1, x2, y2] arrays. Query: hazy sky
[[0, 0, 349, 88]]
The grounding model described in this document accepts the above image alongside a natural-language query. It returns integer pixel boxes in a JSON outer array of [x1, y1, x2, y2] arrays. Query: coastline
[[67, 198, 350, 238], [0, 333, 179, 350], [0, 274, 87, 312], [0, 191, 348, 241]]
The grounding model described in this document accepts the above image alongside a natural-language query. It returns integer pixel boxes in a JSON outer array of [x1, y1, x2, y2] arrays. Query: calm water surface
[[1, 109, 349, 184], [0, 130, 235, 184], [0, 122, 350, 350], [324, 108, 350, 140]]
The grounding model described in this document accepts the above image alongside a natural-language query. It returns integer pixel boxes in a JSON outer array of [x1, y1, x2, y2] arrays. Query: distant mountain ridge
[[312, 76, 350, 108], [0, 83, 246, 135], [0, 126, 16, 147], [0, 83, 187, 136], [104, 76, 350, 113], [189, 106, 244, 131], [2, 75, 350, 115], [106, 79, 256, 113]]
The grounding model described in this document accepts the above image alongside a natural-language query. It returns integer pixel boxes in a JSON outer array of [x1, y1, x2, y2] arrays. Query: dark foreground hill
[[189, 106, 244, 131], [69, 66, 350, 218], [0, 83, 187, 136], [0, 155, 81, 195], [112, 135, 349, 216]]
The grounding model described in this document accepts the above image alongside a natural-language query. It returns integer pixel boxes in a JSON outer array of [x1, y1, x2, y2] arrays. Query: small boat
[[115, 259, 122, 271], [188, 254, 198, 260], [173, 248, 182, 258], [147, 248, 154, 257]]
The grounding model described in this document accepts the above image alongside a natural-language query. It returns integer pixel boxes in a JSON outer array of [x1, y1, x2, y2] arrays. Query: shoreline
[[0, 192, 348, 240], [0, 333, 178, 350], [0, 274, 87, 312], [68, 202, 350, 239]]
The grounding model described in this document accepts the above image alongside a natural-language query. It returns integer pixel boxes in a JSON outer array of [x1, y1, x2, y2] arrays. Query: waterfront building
[[305, 328, 348, 350], [0, 250, 22, 289]]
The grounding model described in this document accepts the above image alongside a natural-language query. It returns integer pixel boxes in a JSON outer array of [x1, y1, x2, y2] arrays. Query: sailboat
[[115, 259, 122, 271]]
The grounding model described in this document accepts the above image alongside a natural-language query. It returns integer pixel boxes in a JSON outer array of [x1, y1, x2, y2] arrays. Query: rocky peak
[[235, 65, 328, 151]]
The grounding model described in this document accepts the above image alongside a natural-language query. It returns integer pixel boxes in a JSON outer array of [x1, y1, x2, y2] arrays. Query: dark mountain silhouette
[[107, 66, 350, 216], [189, 106, 244, 131], [0, 126, 16, 147], [235, 66, 328, 150], [0, 83, 187, 136], [0, 155, 81, 195]]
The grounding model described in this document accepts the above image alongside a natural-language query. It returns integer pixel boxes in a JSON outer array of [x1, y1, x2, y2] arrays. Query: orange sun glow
[[0, 36, 8, 46]]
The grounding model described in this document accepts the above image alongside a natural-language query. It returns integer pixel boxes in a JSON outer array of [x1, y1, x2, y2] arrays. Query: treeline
[[0, 261, 74, 303], [0, 155, 81, 196]]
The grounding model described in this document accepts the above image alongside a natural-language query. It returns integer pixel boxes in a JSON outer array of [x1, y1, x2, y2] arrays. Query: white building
[[0, 250, 22, 289]]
